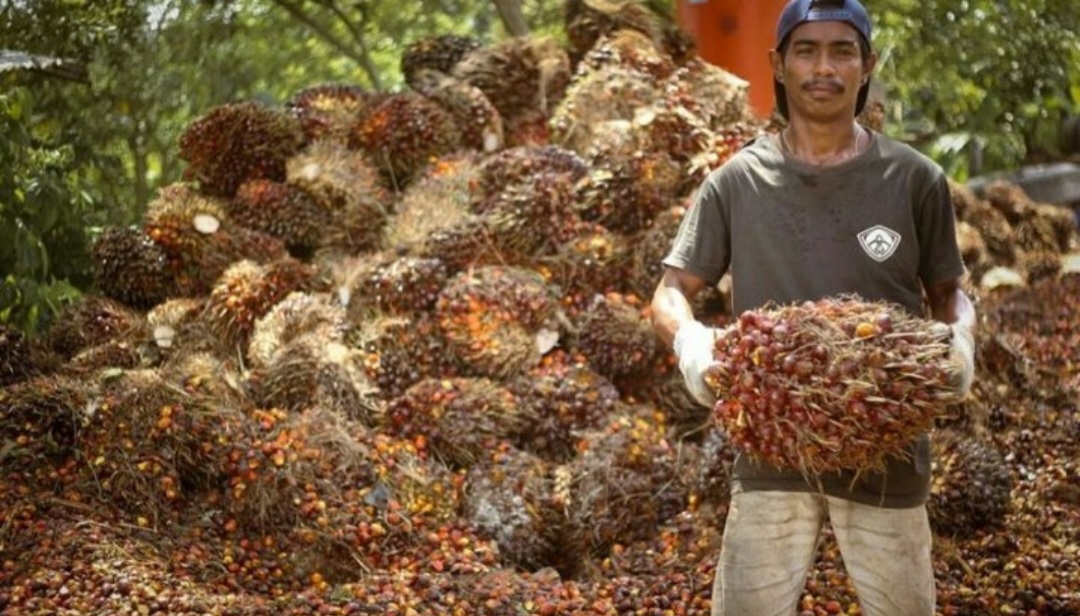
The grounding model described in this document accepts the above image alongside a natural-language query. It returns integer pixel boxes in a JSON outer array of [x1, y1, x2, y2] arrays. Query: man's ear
[[862, 50, 879, 83], [769, 49, 784, 81]]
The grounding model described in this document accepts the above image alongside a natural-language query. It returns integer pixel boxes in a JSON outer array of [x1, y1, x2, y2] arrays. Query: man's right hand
[[673, 320, 720, 408]]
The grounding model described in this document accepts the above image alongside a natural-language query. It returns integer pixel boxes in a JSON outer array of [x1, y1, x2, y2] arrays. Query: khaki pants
[[711, 491, 934, 616]]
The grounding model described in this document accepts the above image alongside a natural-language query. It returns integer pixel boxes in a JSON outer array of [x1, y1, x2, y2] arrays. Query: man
[[649, 1, 977, 615]]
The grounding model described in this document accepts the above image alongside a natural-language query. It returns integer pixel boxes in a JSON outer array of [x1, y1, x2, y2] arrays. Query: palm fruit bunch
[[91, 225, 174, 309], [179, 101, 305, 198], [247, 291, 350, 370], [565, 412, 689, 555], [357, 315, 459, 400], [45, 295, 145, 360], [625, 98, 714, 167], [409, 69, 504, 153], [460, 445, 567, 572], [381, 377, 533, 468], [145, 183, 288, 295], [708, 297, 965, 474], [348, 91, 462, 187], [0, 374, 93, 480], [64, 335, 145, 376], [670, 58, 752, 130], [229, 179, 327, 257], [573, 292, 663, 386], [927, 429, 1013, 538], [286, 140, 392, 254], [503, 108, 554, 147], [202, 258, 317, 349], [685, 120, 764, 186], [537, 224, 630, 299], [550, 65, 662, 156], [145, 297, 206, 356], [579, 29, 676, 81], [383, 153, 477, 255], [577, 145, 683, 234], [452, 36, 572, 124], [563, 0, 664, 64], [469, 144, 589, 206], [400, 34, 482, 89], [0, 324, 47, 387], [952, 187, 1018, 267], [509, 354, 623, 462], [285, 83, 380, 143], [472, 170, 585, 263], [350, 255, 450, 315], [435, 266, 562, 379]]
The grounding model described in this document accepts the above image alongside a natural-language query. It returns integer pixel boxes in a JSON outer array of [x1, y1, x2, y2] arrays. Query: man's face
[[771, 20, 876, 123]]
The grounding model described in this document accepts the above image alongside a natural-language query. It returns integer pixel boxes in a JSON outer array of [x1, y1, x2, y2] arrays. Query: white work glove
[[948, 323, 975, 397], [673, 320, 719, 408]]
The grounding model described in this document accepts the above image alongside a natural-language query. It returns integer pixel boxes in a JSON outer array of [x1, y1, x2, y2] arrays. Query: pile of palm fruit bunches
[[2, 2, 1078, 615]]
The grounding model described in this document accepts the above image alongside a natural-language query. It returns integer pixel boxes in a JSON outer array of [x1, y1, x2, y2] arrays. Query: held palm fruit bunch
[[357, 314, 459, 400], [565, 412, 689, 555], [461, 445, 568, 573], [348, 91, 462, 188], [707, 296, 965, 475], [509, 355, 624, 462], [229, 179, 327, 258], [285, 83, 382, 144], [179, 101, 305, 198], [435, 266, 562, 380], [550, 64, 662, 156], [145, 183, 287, 296], [91, 226, 174, 309], [45, 295, 146, 360], [202, 258, 317, 349], [927, 429, 1013, 538], [400, 34, 482, 89], [452, 36, 572, 127], [410, 69, 504, 154], [286, 140, 392, 255], [381, 377, 534, 469], [573, 292, 663, 388]]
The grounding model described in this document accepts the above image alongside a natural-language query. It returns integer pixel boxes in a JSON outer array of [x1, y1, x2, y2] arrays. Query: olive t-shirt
[[663, 132, 965, 508]]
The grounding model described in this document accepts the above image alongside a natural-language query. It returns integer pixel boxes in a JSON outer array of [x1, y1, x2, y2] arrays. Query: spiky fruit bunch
[[0, 375, 94, 476], [0, 325, 44, 386], [401, 34, 483, 87], [248, 291, 349, 370], [286, 140, 392, 253], [1018, 249, 1063, 284], [229, 179, 327, 257], [580, 29, 676, 81], [145, 183, 287, 295], [354, 255, 450, 315], [538, 224, 630, 298], [957, 196, 1019, 266], [91, 226, 174, 309], [411, 70, 504, 153], [349, 91, 462, 186], [179, 102, 304, 197], [251, 336, 379, 425], [470, 145, 589, 206], [928, 430, 1013, 537], [509, 358, 623, 462], [436, 266, 561, 379], [504, 108, 553, 147], [452, 36, 572, 122], [564, 0, 663, 62], [983, 180, 1036, 225], [550, 65, 663, 155], [1014, 214, 1070, 255], [358, 315, 459, 400], [574, 292, 663, 385], [566, 413, 688, 554], [708, 297, 964, 474], [202, 258, 316, 348], [669, 58, 752, 129], [384, 153, 477, 254], [956, 220, 990, 280], [473, 171, 585, 262], [286, 83, 381, 143], [686, 121, 764, 185], [46, 296, 145, 360], [461, 446, 566, 571], [382, 377, 533, 468], [577, 149, 683, 233]]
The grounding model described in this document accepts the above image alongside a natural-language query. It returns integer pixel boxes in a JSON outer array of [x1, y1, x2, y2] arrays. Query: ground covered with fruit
[[1, 4, 1078, 615]]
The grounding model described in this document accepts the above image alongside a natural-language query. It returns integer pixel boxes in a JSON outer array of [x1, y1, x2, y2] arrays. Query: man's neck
[[780, 119, 867, 166]]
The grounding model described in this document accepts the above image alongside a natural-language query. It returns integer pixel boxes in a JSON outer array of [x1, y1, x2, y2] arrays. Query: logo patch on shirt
[[857, 225, 901, 262]]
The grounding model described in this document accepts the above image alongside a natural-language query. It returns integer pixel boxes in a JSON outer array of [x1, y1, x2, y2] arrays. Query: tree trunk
[[492, 0, 529, 37]]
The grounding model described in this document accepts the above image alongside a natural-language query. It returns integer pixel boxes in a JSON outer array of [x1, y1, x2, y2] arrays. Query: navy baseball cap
[[774, 0, 873, 120]]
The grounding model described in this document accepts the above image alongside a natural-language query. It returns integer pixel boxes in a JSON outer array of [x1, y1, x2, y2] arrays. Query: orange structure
[[676, 0, 789, 118]]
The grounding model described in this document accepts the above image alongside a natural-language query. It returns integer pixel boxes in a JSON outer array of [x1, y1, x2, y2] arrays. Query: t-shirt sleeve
[[662, 172, 731, 285], [917, 172, 966, 285]]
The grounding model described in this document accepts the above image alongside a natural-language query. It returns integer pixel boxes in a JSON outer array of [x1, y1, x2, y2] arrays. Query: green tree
[[873, 0, 1080, 177]]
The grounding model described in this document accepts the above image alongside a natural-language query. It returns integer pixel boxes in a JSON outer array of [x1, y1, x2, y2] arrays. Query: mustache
[[801, 79, 844, 92]]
